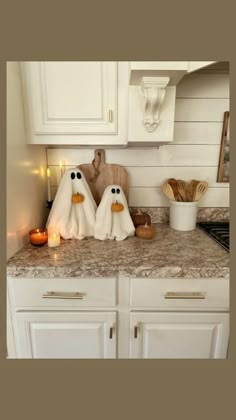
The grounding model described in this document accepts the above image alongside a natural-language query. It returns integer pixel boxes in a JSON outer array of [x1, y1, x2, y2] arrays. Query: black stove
[[198, 222, 230, 252]]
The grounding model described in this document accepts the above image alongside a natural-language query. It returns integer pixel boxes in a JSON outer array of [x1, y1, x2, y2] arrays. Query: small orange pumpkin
[[111, 201, 124, 213], [72, 193, 85, 204], [131, 209, 151, 227], [135, 223, 156, 240]]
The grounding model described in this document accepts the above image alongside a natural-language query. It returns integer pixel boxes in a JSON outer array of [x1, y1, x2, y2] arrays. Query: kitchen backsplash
[[47, 70, 229, 208], [131, 207, 229, 223]]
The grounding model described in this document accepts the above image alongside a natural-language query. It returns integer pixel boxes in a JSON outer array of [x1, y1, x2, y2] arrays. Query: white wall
[[7, 62, 48, 259], [47, 71, 229, 208]]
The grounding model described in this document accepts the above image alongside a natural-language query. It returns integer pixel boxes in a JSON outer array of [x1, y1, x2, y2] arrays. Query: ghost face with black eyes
[[70, 171, 86, 203], [46, 168, 97, 240], [94, 185, 135, 241], [110, 187, 125, 212]]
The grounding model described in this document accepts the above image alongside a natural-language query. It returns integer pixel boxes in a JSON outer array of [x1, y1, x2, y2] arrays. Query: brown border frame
[[217, 111, 230, 182], [0, 0, 235, 413]]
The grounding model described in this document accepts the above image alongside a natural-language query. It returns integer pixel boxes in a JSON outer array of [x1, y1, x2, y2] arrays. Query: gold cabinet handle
[[134, 326, 138, 339], [42, 291, 84, 300], [164, 292, 205, 300], [109, 109, 113, 123]]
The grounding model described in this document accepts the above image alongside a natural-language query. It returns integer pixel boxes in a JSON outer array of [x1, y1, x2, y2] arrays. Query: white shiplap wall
[[47, 72, 230, 208], [7, 62, 48, 259]]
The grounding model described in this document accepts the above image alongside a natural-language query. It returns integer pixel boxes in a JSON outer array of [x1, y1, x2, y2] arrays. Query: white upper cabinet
[[20, 61, 217, 147], [21, 61, 128, 146]]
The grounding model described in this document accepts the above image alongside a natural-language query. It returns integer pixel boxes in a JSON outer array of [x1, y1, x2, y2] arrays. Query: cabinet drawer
[[8, 277, 117, 310], [130, 277, 229, 310]]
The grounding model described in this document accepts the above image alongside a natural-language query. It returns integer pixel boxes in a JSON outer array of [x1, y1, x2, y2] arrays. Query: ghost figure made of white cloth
[[46, 168, 97, 240], [94, 185, 135, 241]]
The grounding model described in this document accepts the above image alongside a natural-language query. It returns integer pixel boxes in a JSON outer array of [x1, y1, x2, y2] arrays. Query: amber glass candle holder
[[29, 228, 48, 246]]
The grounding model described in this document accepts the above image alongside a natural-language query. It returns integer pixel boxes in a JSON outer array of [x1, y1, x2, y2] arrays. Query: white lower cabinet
[[130, 312, 229, 359], [8, 276, 229, 359], [15, 312, 117, 359]]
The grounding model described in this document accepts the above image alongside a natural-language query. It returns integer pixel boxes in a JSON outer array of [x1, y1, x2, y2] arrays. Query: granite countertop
[[7, 224, 229, 279]]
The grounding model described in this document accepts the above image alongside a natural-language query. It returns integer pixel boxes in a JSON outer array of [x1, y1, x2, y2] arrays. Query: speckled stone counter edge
[[7, 223, 230, 279]]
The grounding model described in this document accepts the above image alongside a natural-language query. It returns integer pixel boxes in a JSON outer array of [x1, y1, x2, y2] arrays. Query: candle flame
[[49, 232, 60, 239]]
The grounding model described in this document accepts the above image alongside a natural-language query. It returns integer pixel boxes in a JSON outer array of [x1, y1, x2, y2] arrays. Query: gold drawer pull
[[42, 291, 84, 300], [164, 292, 205, 300]]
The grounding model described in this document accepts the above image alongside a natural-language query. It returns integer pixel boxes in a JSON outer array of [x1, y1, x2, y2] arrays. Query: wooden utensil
[[161, 182, 176, 201], [193, 181, 208, 201], [78, 149, 129, 205], [176, 180, 188, 202], [188, 180, 200, 202], [167, 178, 182, 201]]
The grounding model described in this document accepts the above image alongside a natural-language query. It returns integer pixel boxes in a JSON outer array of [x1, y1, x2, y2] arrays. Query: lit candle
[[47, 168, 51, 201], [29, 228, 48, 246], [48, 232, 61, 248]]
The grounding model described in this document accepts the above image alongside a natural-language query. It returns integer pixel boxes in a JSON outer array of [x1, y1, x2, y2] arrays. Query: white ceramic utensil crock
[[169, 200, 198, 231]]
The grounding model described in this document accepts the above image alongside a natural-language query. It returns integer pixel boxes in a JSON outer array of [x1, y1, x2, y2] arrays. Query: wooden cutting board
[[77, 149, 129, 205]]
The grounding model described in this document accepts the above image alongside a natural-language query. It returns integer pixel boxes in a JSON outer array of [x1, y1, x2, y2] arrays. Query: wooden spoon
[[161, 182, 176, 201], [177, 180, 188, 202], [167, 178, 182, 201], [193, 181, 208, 201], [188, 180, 200, 202]]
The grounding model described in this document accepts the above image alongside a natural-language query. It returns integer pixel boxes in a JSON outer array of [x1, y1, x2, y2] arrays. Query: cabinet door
[[21, 62, 128, 145], [130, 312, 229, 359], [15, 312, 116, 359]]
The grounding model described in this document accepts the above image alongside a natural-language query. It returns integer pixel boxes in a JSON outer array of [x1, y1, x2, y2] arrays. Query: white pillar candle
[[47, 168, 51, 201], [48, 232, 61, 247]]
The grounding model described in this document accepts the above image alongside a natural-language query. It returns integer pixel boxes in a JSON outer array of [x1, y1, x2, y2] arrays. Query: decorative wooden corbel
[[141, 77, 170, 132]]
